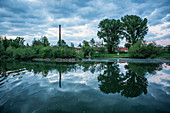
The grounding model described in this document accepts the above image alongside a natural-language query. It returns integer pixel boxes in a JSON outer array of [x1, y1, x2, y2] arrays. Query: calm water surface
[[0, 59, 170, 113]]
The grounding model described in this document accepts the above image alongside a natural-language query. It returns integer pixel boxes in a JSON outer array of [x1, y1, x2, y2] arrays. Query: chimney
[[59, 25, 61, 41]]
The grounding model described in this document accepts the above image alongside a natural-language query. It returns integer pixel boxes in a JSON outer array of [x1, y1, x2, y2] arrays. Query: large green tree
[[41, 36, 50, 47], [90, 38, 95, 47], [97, 19, 123, 53], [121, 15, 148, 45]]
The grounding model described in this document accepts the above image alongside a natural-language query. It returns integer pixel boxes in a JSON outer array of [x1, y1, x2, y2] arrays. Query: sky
[[0, 0, 170, 46]]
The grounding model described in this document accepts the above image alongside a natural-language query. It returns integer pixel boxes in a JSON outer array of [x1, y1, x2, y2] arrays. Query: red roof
[[76, 47, 82, 50], [120, 48, 128, 52]]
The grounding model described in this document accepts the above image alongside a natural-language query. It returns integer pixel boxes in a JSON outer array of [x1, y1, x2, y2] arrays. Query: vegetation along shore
[[0, 15, 170, 60]]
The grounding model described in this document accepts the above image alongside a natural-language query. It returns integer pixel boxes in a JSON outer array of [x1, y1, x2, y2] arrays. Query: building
[[120, 48, 128, 52]]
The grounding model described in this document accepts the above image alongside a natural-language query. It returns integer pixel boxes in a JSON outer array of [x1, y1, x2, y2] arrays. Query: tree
[[70, 42, 74, 48], [78, 43, 82, 47], [2, 37, 9, 50], [124, 43, 131, 49], [166, 45, 170, 53], [121, 15, 148, 45], [15, 37, 25, 47], [32, 38, 43, 46], [57, 39, 67, 47], [0, 43, 5, 57], [10, 37, 25, 48], [97, 19, 124, 53], [41, 36, 50, 47], [128, 40, 163, 58], [97, 62, 149, 98], [83, 40, 90, 46], [90, 38, 95, 47]]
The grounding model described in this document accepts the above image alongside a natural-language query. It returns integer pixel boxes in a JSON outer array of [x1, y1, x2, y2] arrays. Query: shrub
[[6, 46, 14, 58], [128, 40, 163, 58], [98, 47, 106, 53], [82, 46, 95, 58], [76, 50, 84, 59], [13, 48, 22, 59], [40, 46, 53, 58], [13, 47, 34, 59], [0, 43, 5, 58]]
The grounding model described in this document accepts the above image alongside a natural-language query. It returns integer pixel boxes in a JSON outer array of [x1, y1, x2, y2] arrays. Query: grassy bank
[[156, 53, 170, 59], [94, 53, 170, 59], [94, 53, 130, 58]]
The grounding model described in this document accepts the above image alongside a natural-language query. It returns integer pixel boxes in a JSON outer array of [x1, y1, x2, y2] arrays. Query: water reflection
[[0, 60, 169, 113], [98, 62, 163, 98], [0, 60, 163, 98]]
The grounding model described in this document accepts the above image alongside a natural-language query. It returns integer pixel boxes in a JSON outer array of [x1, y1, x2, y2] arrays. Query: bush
[[40, 46, 53, 58], [6, 46, 14, 58], [76, 50, 84, 59], [98, 47, 106, 53], [13, 47, 34, 59], [128, 40, 163, 58], [13, 48, 22, 59], [82, 46, 95, 58], [0, 43, 5, 58]]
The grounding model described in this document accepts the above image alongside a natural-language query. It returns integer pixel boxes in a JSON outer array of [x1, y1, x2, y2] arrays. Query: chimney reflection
[[59, 72, 61, 88]]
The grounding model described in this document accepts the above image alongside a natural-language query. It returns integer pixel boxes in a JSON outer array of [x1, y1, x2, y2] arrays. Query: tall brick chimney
[[59, 25, 61, 41]]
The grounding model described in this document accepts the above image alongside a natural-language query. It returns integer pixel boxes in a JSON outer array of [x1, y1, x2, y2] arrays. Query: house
[[120, 48, 128, 52], [76, 45, 82, 50]]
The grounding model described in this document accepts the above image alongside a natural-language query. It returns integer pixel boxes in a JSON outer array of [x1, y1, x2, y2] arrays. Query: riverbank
[[94, 53, 170, 59], [0, 58, 81, 62], [32, 58, 80, 62]]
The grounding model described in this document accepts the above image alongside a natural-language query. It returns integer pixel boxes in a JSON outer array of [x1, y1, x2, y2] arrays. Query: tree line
[[0, 35, 98, 59], [0, 15, 169, 59], [97, 15, 148, 53], [97, 15, 170, 58]]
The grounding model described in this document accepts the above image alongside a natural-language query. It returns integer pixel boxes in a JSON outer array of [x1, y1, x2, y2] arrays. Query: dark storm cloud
[[0, 0, 170, 45], [0, 0, 31, 18]]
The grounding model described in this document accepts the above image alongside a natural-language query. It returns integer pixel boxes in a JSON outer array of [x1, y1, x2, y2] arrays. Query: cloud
[[0, 0, 170, 46], [155, 38, 170, 46]]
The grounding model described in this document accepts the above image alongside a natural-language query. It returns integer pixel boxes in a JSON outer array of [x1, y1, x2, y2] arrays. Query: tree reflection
[[98, 62, 162, 98], [98, 63, 124, 94], [0, 61, 78, 87], [121, 69, 147, 98]]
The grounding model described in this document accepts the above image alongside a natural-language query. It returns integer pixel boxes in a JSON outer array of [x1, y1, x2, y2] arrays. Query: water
[[0, 59, 170, 113]]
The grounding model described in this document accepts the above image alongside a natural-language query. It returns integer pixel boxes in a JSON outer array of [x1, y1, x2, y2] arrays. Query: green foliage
[[70, 43, 74, 48], [121, 15, 148, 45], [57, 40, 67, 47], [82, 46, 95, 58], [76, 50, 84, 59], [97, 19, 124, 53], [124, 43, 131, 49], [165, 45, 170, 53], [90, 38, 95, 47], [40, 46, 53, 58], [2, 37, 9, 50], [6, 46, 14, 58], [41, 36, 50, 47], [83, 40, 90, 46], [13, 47, 34, 59], [32, 38, 43, 46], [128, 40, 163, 58], [0, 43, 5, 58], [51, 47, 77, 58], [98, 47, 106, 53], [156, 53, 170, 59], [32, 36, 50, 47]]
